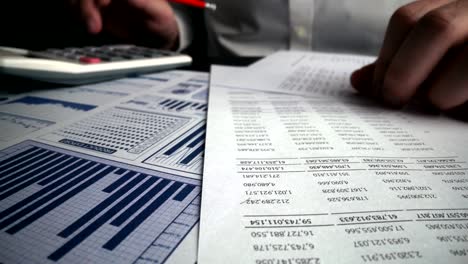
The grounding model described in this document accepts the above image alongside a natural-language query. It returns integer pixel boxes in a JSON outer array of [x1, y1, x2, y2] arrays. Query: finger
[[96, 0, 111, 7], [382, 0, 468, 106], [351, 63, 375, 96], [128, 0, 179, 48], [372, 0, 452, 98], [428, 45, 468, 110], [81, 0, 103, 33]]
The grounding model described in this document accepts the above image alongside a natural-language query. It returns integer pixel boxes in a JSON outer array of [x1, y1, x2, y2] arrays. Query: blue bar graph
[[0, 146, 39, 172], [158, 98, 207, 113], [173, 184, 196, 202], [0, 141, 200, 263], [102, 171, 137, 193], [159, 99, 171, 105], [0, 164, 105, 230], [6, 166, 115, 234], [164, 126, 205, 156], [187, 133, 205, 148], [37, 157, 82, 186], [59, 174, 146, 238], [0, 159, 93, 220], [180, 143, 205, 165], [169, 101, 185, 110], [49, 177, 159, 260], [110, 179, 171, 227], [0, 153, 65, 199], [0, 149, 49, 179], [176, 102, 192, 111], [143, 123, 206, 175], [102, 182, 183, 250], [114, 168, 127, 175], [0, 153, 61, 192]]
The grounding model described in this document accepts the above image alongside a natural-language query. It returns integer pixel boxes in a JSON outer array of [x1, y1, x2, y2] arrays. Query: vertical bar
[[0, 153, 62, 192], [180, 143, 204, 165], [48, 177, 158, 261], [37, 158, 83, 186], [102, 182, 183, 250], [173, 184, 196, 202], [169, 101, 185, 110], [164, 100, 178, 107], [0, 154, 68, 201], [186, 133, 205, 148], [175, 102, 192, 111], [58, 174, 146, 238], [0, 162, 98, 226], [0, 149, 50, 179], [163, 126, 205, 156], [110, 179, 171, 227], [6, 166, 114, 234], [0, 146, 40, 173], [114, 168, 127, 175], [159, 99, 171, 106], [102, 171, 137, 193]]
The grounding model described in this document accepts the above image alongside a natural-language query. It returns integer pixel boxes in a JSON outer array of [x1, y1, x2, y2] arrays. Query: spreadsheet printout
[[198, 64, 468, 264], [216, 51, 374, 97], [0, 71, 208, 264]]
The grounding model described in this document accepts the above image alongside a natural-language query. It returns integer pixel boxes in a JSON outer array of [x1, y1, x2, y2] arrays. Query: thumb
[[351, 63, 375, 96]]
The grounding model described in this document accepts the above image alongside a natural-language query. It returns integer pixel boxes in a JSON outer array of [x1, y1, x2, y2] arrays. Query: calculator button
[[129, 55, 145, 59], [79, 57, 101, 64], [105, 57, 126, 62]]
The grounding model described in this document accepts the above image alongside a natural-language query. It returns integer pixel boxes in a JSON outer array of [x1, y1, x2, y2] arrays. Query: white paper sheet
[[198, 63, 468, 264], [0, 71, 208, 264], [218, 51, 374, 97]]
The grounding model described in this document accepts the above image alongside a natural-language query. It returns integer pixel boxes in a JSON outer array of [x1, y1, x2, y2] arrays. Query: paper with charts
[[198, 59, 468, 264], [0, 71, 208, 263]]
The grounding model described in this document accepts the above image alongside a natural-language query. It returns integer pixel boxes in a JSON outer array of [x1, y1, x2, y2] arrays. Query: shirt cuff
[[172, 6, 193, 52]]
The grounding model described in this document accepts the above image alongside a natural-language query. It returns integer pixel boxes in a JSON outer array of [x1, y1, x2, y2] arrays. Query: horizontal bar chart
[[0, 141, 200, 264]]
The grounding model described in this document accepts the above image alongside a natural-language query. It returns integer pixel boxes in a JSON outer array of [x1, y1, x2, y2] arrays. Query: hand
[[351, 0, 468, 118], [69, 0, 179, 49]]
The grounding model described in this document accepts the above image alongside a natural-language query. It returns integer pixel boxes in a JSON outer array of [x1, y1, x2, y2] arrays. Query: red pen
[[169, 0, 216, 10]]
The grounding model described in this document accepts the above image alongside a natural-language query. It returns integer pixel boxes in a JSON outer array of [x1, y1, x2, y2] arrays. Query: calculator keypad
[[30, 45, 171, 64]]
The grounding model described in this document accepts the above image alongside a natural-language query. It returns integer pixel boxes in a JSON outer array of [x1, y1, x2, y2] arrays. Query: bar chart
[[0, 140, 200, 263], [158, 98, 207, 113], [123, 95, 207, 116], [144, 122, 206, 175]]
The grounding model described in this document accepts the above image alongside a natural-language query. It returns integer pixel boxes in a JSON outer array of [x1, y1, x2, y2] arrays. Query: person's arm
[[351, 0, 468, 117]]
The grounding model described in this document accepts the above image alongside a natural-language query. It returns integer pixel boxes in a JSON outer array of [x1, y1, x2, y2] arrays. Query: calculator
[[0, 45, 192, 85]]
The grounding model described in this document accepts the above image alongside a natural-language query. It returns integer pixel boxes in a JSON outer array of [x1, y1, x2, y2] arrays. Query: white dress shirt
[[197, 0, 412, 57]]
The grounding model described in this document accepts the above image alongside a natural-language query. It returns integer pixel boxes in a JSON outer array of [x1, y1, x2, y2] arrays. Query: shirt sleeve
[[171, 4, 193, 52]]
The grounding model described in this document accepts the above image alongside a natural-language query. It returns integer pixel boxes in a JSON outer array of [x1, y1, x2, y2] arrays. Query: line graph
[[0, 112, 55, 142]]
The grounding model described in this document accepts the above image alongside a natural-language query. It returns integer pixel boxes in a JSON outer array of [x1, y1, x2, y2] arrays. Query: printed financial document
[[0, 71, 207, 263], [198, 61, 468, 264], [217, 51, 374, 97]]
